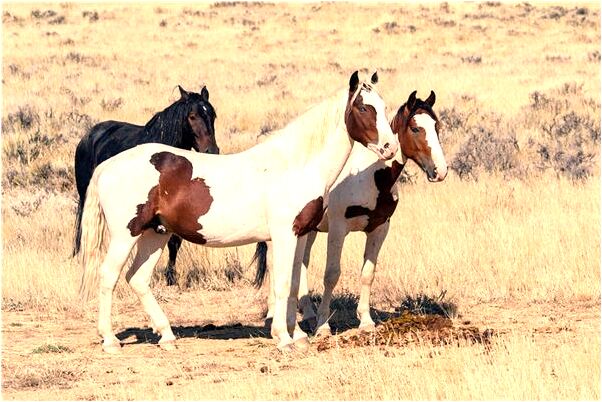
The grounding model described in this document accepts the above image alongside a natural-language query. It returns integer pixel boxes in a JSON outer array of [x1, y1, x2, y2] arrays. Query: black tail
[[72, 196, 85, 257], [251, 241, 268, 288], [72, 130, 95, 258]]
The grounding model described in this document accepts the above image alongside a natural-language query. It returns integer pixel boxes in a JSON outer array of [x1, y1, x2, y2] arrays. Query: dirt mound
[[315, 311, 494, 351]]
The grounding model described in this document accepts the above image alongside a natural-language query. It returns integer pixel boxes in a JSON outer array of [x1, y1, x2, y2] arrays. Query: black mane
[[397, 98, 438, 121], [142, 93, 215, 146]]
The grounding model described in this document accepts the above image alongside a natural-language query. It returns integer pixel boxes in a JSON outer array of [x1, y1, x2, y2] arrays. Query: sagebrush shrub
[[526, 83, 600, 180], [3, 105, 40, 133], [450, 123, 521, 180]]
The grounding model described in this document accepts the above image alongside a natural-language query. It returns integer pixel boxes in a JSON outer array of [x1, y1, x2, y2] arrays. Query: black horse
[[73, 85, 218, 286]]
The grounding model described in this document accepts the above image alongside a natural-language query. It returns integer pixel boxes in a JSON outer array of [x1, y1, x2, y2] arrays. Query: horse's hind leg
[[125, 231, 174, 350], [357, 221, 389, 331], [97, 238, 137, 353], [165, 235, 182, 286]]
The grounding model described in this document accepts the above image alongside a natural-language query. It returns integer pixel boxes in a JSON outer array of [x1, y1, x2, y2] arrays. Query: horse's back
[[74, 121, 141, 196], [87, 120, 146, 164]]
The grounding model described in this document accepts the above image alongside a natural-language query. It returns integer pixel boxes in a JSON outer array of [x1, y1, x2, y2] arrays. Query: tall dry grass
[[2, 173, 599, 312]]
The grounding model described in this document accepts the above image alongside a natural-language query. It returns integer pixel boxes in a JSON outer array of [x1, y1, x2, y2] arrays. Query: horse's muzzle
[[427, 166, 447, 182], [206, 146, 220, 155], [368, 141, 398, 161]]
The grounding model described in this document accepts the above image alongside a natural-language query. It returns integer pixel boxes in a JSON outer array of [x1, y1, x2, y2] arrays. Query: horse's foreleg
[[270, 230, 309, 352], [298, 230, 317, 331], [165, 235, 182, 286], [97, 239, 136, 353], [315, 224, 348, 336], [357, 221, 390, 331], [125, 231, 174, 350]]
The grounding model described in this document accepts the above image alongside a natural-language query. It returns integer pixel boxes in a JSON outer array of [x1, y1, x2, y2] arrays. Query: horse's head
[[391, 90, 447, 182], [178, 85, 219, 155], [345, 71, 398, 161]]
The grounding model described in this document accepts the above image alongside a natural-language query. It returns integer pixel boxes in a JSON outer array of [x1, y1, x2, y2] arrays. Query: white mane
[[250, 88, 350, 168]]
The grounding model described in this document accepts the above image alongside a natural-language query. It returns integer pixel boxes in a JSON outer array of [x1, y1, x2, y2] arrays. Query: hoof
[[293, 336, 310, 352], [102, 342, 122, 354], [314, 327, 331, 338], [159, 341, 177, 351], [358, 323, 376, 333], [165, 268, 177, 286], [264, 317, 273, 329], [277, 341, 295, 354], [299, 317, 318, 334]]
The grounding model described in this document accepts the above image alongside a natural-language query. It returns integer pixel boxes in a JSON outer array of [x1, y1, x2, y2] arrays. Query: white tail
[[78, 171, 107, 301]]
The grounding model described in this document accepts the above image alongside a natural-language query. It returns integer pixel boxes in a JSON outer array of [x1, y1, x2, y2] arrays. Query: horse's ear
[[349, 71, 359, 93], [370, 71, 378, 85], [407, 90, 417, 110], [201, 86, 209, 101], [426, 90, 436, 106], [178, 85, 190, 100]]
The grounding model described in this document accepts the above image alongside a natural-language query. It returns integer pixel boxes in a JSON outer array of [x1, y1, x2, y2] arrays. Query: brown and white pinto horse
[[78, 71, 398, 353], [262, 90, 447, 335]]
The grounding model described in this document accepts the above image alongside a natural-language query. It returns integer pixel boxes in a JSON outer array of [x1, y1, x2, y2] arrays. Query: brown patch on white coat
[[127, 151, 213, 244], [345, 72, 397, 161], [293, 196, 325, 236]]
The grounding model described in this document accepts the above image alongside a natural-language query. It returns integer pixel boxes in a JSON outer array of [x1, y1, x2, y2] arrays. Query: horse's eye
[[411, 127, 420, 133], [359, 106, 367, 113]]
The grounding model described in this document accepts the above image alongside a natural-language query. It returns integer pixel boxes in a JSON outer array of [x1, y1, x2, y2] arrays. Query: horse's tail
[[78, 171, 107, 301], [72, 196, 85, 257], [251, 241, 268, 288], [72, 130, 96, 257]]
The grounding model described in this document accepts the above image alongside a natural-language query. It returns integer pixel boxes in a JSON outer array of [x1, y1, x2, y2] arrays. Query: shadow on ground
[[116, 322, 271, 345], [115, 291, 460, 346], [300, 290, 459, 334]]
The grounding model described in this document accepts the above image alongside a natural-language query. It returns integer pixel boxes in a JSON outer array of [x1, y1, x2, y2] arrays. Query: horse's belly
[[196, 216, 269, 247], [194, 190, 269, 247]]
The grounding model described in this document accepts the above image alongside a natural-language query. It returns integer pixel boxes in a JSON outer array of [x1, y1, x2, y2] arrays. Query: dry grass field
[[2, 1, 600, 400]]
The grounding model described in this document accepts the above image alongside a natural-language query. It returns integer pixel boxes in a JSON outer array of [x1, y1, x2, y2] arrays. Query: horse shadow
[[115, 292, 456, 345], [295, 292, 397, 334], [116, 322, 271, 345]]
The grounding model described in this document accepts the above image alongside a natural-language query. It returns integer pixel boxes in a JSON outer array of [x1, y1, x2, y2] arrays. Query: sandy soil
[[2, 287, 599, 400]]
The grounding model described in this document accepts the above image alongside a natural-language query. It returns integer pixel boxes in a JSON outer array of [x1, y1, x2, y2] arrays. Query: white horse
[[78, 71, 398, 353], [260, 90, 447, 335]]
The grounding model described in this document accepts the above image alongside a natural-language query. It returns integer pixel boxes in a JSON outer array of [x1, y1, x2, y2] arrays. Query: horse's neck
[[309, 123, 354, 191], [144, 110, 188, 147], [389, 114, 408, 180], [349, 141, 405, 182]]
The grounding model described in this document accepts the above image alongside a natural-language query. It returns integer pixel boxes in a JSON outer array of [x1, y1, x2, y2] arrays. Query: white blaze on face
[[414, 113, 447, 177], [360, 89, 398, 157]]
